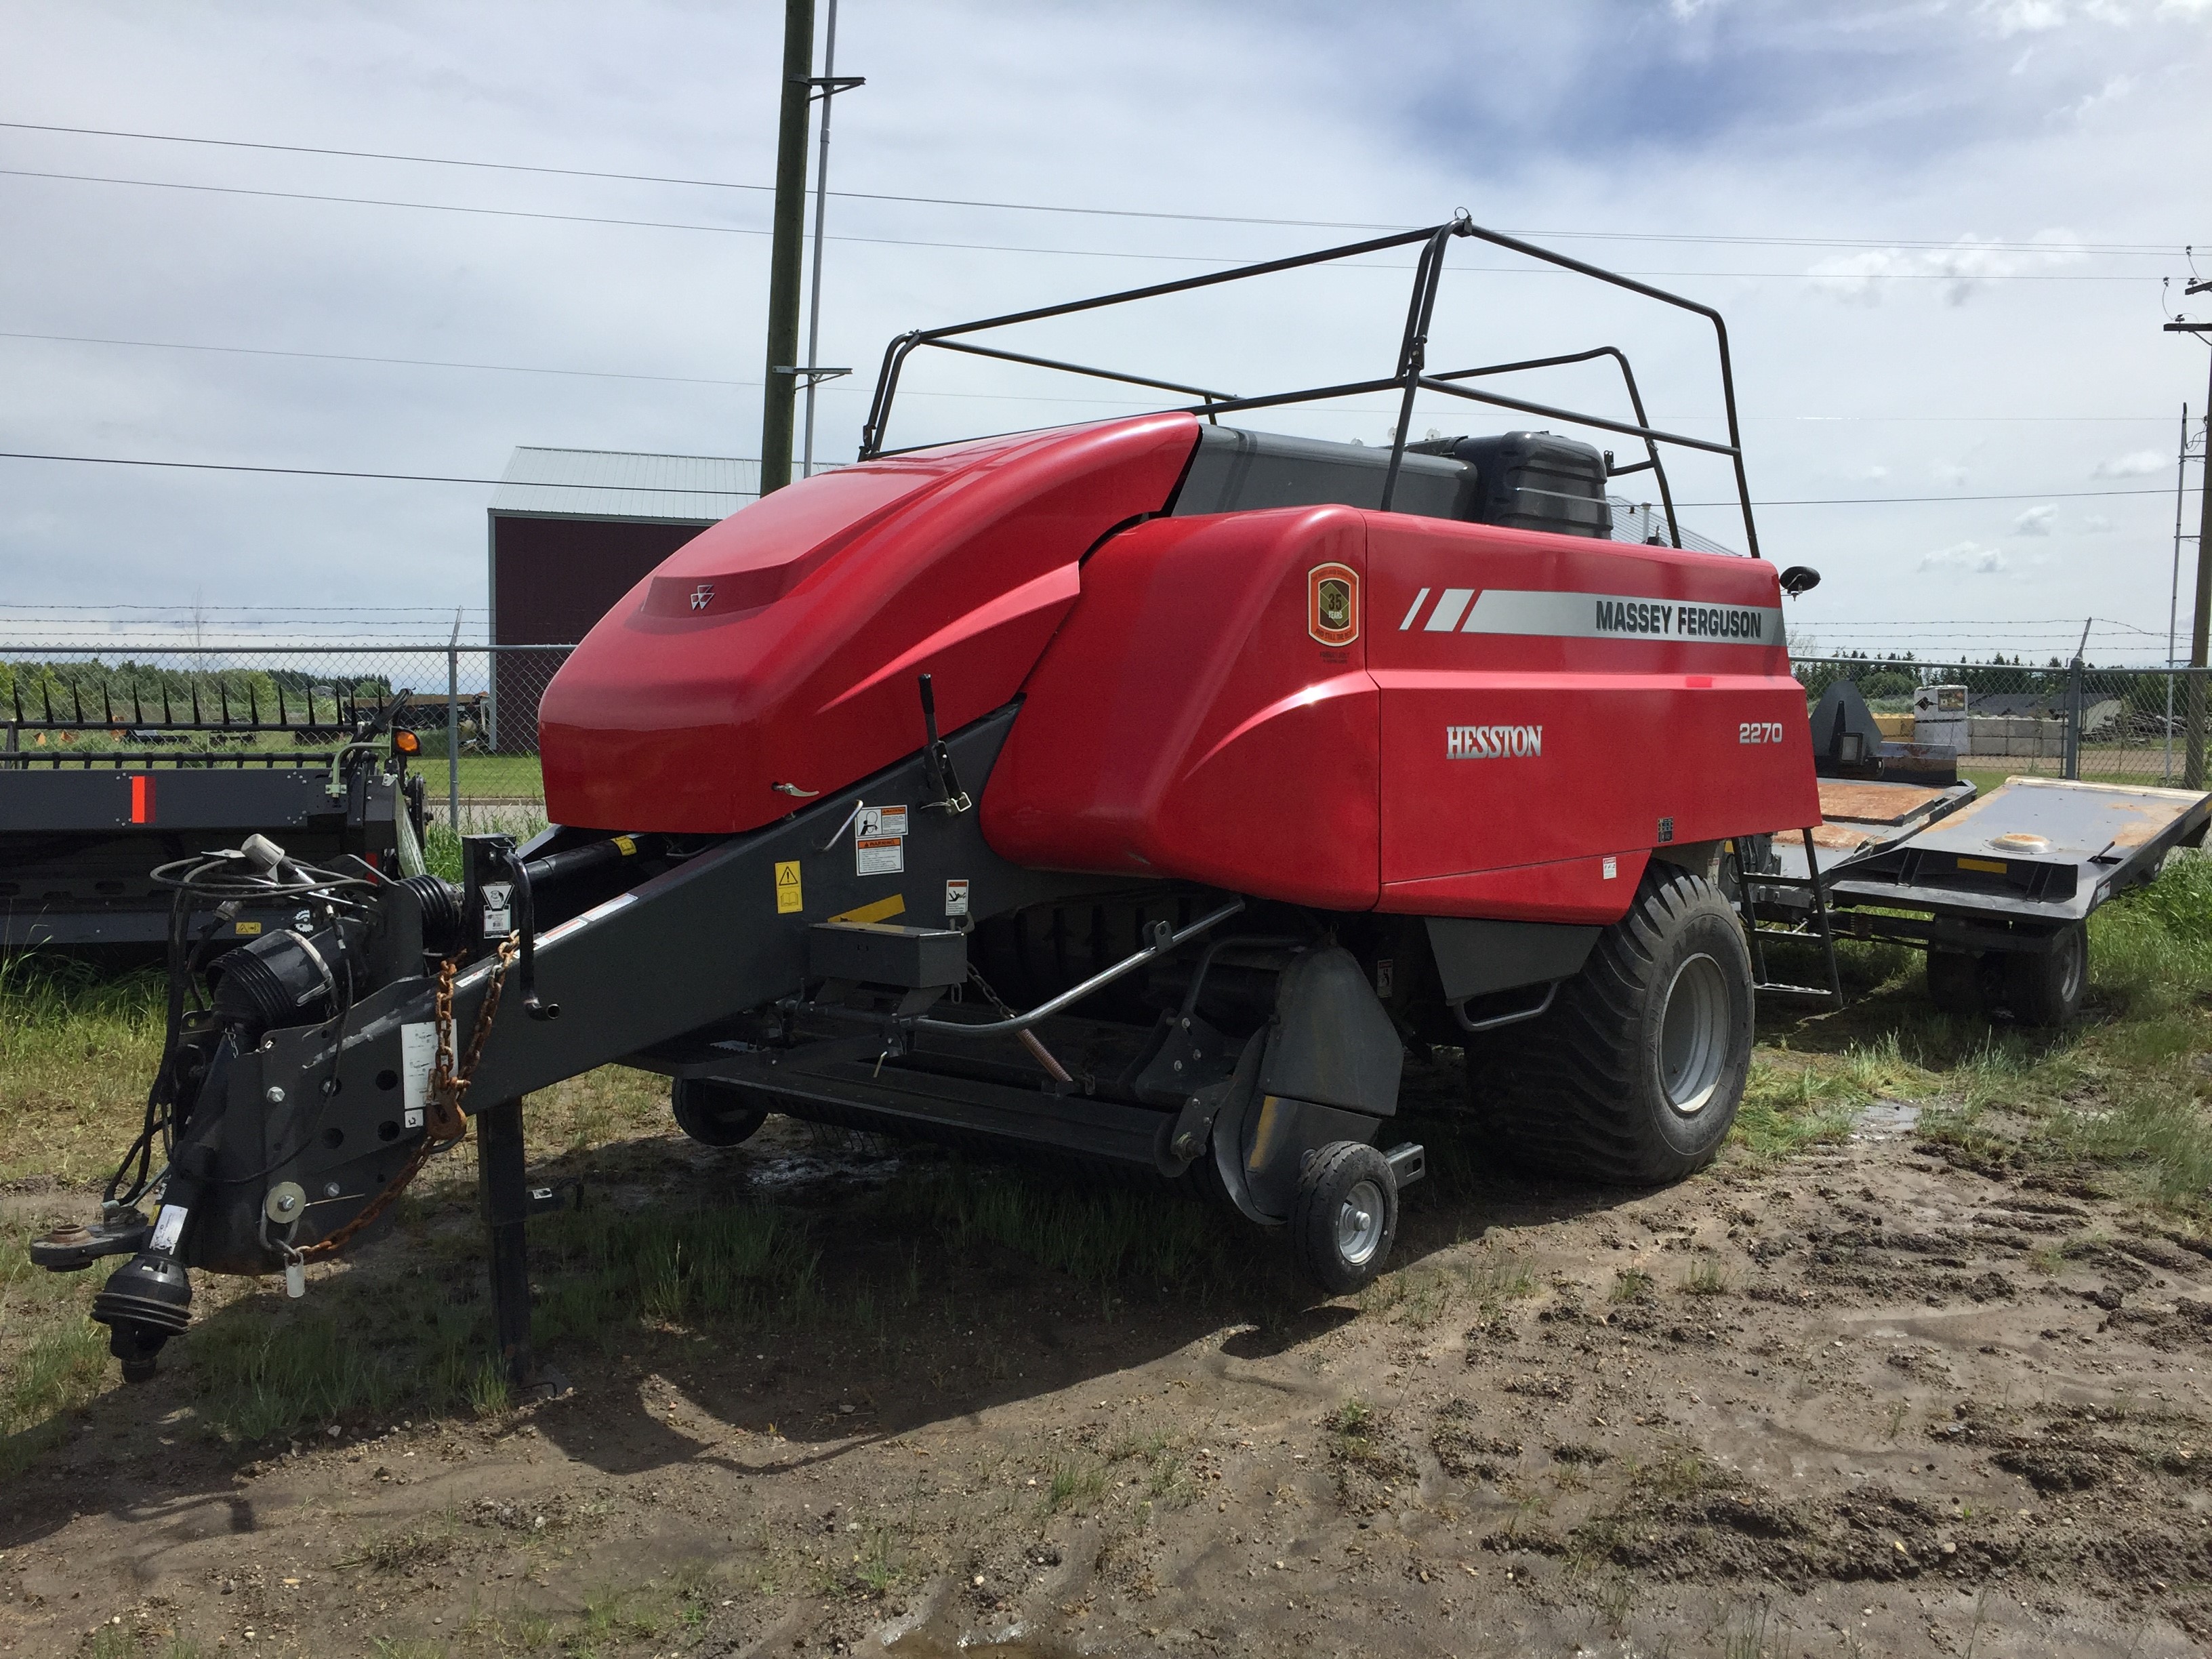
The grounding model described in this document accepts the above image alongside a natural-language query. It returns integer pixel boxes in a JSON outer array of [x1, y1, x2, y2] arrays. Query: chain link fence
[[0, 644, 572, 834], [1795, 657, 2209, 787], [5, 646, 2205, 836]]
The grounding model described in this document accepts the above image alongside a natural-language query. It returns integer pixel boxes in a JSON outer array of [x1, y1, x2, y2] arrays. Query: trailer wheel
[[2003, 924, 2087, 1027], [1291, 1141, 1398, 1294], [1925, 951, 1982, 1017], [1479, 869, 1753, 1185], [670, 1079, 771, 1147]]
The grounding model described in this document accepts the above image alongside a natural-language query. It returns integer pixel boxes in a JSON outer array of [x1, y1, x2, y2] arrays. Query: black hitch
[[91, 1246, 193, 1383]]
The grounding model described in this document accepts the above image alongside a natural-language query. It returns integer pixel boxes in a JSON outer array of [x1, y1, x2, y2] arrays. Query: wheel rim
[[2057, 930, 2085, 1001], [1658, 953, 1732, 1117], [1335, 1178, 1386, 1267]]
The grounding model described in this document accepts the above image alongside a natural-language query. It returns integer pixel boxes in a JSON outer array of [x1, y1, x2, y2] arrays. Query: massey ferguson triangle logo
[[689, 582, 715, 612]]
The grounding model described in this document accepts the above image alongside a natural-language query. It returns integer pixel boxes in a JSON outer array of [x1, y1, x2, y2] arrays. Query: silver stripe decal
[[1423, 588, 1475, 632], [1457, 588, 1782, 645], [1397, 587, 1431, 631]]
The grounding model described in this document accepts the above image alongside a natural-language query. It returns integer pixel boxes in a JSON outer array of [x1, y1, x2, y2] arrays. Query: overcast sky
[[2, 0, 2207, 661]]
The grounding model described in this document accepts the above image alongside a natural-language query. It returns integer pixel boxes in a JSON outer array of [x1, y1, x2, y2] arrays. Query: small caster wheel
[[1292, 1141, 1398, 1294], [671, 1078, 771, 1147]]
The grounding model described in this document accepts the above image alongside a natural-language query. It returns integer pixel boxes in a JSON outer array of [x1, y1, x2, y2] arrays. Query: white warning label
[[945, 878, 970, 917], [856, 836, 904, 876], [150, 1203, 188, 1253], [857, 805, 908, 838], [400, 1021, 438, 1130]]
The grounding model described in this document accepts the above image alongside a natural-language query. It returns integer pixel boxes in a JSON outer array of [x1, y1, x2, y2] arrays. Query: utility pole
[[2170, 403, 2194, 783], [2168, 286, 2212, 787], [758, 0, 817, 497], [800, 0, 863, 479]]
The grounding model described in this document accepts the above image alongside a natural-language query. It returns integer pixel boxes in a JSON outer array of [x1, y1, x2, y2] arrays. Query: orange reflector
[[129, 774, 152, 824], [393, 729, 421, 754], [1956, 855, 2006, 875]]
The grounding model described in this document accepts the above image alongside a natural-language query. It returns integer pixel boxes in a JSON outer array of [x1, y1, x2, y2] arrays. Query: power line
[[0, 329, 2179, 420], [0, 447, 2193, 507], [0, 449, 750, 493], [0, 167, 2176, 281], [0, 602, 487, 613], [0, 119, 2192, 257], [0, 329, 747, 387]]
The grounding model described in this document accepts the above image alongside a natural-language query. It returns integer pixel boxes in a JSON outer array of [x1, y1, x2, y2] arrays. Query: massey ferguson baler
[[37, 216, 2203, 1389]]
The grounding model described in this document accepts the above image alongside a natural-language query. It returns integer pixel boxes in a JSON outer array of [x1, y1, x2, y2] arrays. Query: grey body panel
[[1424, 915, 1600, 1002], [659, 1031, 1169, 1168], [1171, 426, 1469, 521], [184, 708, 1133, 1267], [1255, 946, 1404, 1116], [806, 921, 968, 988]]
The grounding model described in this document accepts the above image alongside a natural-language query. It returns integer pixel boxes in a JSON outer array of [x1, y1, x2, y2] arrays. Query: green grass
[[1043, 1459, 1110, 1512], [530, 1198, 817, 1349], [1750, 851, 2212, 1222], [878, 1160, 1237, 1294], [0, 954, 166, 1187], [0, 1222, 119, 1475]]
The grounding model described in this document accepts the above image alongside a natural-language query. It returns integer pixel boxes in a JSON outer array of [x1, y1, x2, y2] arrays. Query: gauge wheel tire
[[2003, 924, 2088, 1028], [1925, 951, 1982, 1017], [1291, 1141, 1399, 1295], [1485, 867, 1755, 1185], [671, 1079, 772, 1147]]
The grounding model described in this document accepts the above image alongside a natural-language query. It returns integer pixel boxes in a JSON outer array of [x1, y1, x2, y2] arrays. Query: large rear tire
[[1925, 950, 1982, 1017], [1476, 867, 1754, 1185], [2003, 924, 2087, 1028], [671, 1079, 771, 1148]]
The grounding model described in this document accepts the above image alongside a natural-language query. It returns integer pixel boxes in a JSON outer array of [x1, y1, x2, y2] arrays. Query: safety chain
[[295, 936, 518, 1263]]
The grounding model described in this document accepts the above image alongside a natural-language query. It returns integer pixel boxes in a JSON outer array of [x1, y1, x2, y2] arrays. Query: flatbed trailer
[[1736, 682, 2210, 1020]]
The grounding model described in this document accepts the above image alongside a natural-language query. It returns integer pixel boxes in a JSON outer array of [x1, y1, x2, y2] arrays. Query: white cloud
[[1921, 540, 2011, 573], [2080, 512, 2117, 531], [2093, 449, 2168, 476], [0, 0, 2199, 651], [2013, 504, 2059, 533], [1981, 0, 2068, 33], [2066, 73, 2136, 119], [1982, 0, 2148, 29], [1809, 231, 2087, 306]]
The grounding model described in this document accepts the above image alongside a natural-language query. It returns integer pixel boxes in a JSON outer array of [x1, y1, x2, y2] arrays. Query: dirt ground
[[8, 1050, 2212, 1659], [13, 1057, 2212, 1659]]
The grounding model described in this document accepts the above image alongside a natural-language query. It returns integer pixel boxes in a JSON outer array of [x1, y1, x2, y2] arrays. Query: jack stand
[[475, 1094, 536, 1393]]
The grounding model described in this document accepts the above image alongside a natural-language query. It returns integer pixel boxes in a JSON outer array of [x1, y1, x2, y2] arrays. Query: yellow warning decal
[[613, 834, 638, 857], [1956, 856, 2007, 875], [234, 920, 264, 936], [775, 860, 804, 914], [827, 893, 906, 925]]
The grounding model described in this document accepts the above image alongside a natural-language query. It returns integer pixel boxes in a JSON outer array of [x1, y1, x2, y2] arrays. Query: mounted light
[[393, 729, 422, 755]]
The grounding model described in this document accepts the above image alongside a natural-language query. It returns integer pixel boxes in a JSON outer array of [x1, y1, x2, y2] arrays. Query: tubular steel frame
[[857, 214, 1761, 560]]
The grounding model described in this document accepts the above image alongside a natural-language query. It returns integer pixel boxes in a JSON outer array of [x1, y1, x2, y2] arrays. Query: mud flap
[[1206, 1035, 1384, 1227], [1198, 945, 1405, 1225]]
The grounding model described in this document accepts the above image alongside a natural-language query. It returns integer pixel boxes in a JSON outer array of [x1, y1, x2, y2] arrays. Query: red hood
[[538, 413, 1201, 833]]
